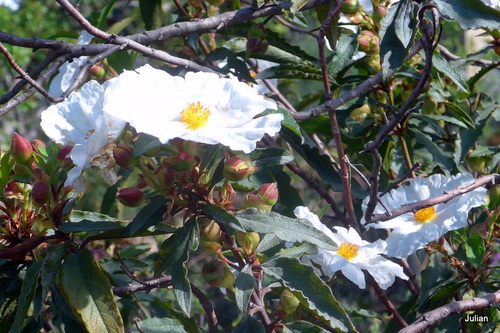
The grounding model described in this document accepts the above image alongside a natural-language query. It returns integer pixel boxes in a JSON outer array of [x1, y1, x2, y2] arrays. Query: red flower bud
[[169, 152, 197, 171], [244, 183, 278, 211], [11, 133, 33, 165], [113, 145, 135, 169], [57, 146, 74, 170], [223, 156, 257, 181], [32, 182, 50, 205], [116, 187, 144, 207], [89, 65, 106, 79], [246, 37, 269, 55]]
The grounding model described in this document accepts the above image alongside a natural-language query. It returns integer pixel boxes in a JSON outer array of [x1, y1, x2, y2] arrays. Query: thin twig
[[369, 275, 408, 328], [190, 283, 218, 333], [380, 162, 422, 197], [400, 290, 500, 333], [0, 42, 63, 103]]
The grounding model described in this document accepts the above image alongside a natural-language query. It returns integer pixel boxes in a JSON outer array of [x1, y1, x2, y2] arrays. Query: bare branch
[[190, 283, 218, 333], [400, 290, 500, 333]]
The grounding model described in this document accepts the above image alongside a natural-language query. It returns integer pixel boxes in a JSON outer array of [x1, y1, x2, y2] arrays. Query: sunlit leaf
[[235, 264, 256, 314], [434, 0, 500, 30]]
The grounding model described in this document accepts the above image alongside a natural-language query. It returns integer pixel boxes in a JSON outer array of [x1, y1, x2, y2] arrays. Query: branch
[[400, 290, 500, 333], [370, 174, 499, 224], [369, 275, 408, 328], [190, 283, 218, 333]]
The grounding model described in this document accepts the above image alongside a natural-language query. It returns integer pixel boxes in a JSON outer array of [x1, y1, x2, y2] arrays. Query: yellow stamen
[[337, 243, 359, 261], [414, 206, 436, 224], [179, 102, 211, 130]]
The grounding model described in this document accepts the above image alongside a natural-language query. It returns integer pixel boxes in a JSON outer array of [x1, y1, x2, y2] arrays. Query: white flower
[[294, 206, 408, 290], [361, 173, 487, 259], [41, 80, 126, 191], [49, 31, 94, 97], [103, 65, 283, 153]]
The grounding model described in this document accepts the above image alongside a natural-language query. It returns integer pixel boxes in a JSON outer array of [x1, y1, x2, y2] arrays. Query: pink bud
[[244, 183, 278, 211], [116, 187, 144, 207], [357, 30, 379, 54], [169, 152, 197, 171], [223, 156, 257, 181], [11, 133, 33, 165], [56, 146, 74, 170], [113, 145, 135, 169]]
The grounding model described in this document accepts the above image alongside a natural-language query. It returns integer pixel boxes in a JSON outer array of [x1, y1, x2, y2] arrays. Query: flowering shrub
[[0, 0, 499, 332]]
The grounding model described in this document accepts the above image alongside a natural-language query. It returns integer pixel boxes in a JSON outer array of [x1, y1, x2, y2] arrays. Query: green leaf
[[60, 250, 124, 333], [108, 14, 139, 35], [432, 53, 470, 93], [434, 0, 500, 30], [139, 0, 162, 30], [413, 114, 468, 129], [255, 63, 329, 83], [59, 221, 127, 233], [10, 260, 43, 333], [201, 204, 245, 232], [233, 316, 265, 333], [464, 233, 485, 268], [132, 133, 162, 158], [290, 0, 308, 14], [259, 107, 304, 142], [70, 210, 118, 223], [273, 243, 318, 259], [235, 264, 256, 314], [152, 299, 200, 333], [329, 33, 359, 78], [130, 317, 187, 333], [445, 102, 475, 129], [96, 0, 117, 30], [283, 321, 330, 333], [122, 197, 168, 236], [248, 148, 294, 168], [262, 258, 355, 332], [395, 0, 418, 48], [235, 209, 336, 251], [270, 165, 304, 217], [379, 1, 418, 80], [409, 128, 456, 173], [255, 233, 282, 253], [40, 244, 67, 308]]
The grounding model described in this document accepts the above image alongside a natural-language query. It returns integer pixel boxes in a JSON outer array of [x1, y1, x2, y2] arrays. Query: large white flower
[[49, 31, 93, 97], [361, 173, 487, 259], [294, 206, 408, 290], [41, 80, 126, 191], [102, 65, 283, 153]]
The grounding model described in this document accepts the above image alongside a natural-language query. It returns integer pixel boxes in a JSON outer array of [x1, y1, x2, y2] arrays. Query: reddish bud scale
[[117, 187, 144, 207], [32, 182, 50, 205], [11, 133, 33, 165]]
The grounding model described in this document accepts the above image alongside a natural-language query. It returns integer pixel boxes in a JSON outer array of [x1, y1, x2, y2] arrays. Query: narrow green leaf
[[413, 114, 468, 129], [434, 0, 500, 30], [262, 258, 355, 332], [283, 320, 330, 333], [122, 197, 168, 236], [11, 260, 43, 333], [432, 53, 470, 93], [40, 244, 68, 309], [60, 250, 124, 333], [235, 264, 256, 314], [233, 316, 265, 333], [96, 0, 117, 30], [108, 15, 139, 35], [445, 102, 475, 129], [131, 317, 187, 333], [132, 133, 162, 158], [409, 128, 456, 173], [248, 148, 294, 168], [152, 299, 200, 333], [70, 210, 118, 223], [235, 209, 337, 251], [201, 204, 245, 232], [329, 33, 359, 78], [139, 0, 162, 30], [464, 233, 485, 268], [255, 63, 329, 83], [274, 243, 318, 259], [59, 221, 127, 233]]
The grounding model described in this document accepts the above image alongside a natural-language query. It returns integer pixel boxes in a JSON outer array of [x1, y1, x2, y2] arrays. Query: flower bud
[[341, 0, 359, 14], [31, 139, 46, 154], [236, 231, 260, 255], [32, 182, 50, 205], [57, 146, 74, 170], [155, 166, 175, 188], [223, 156, 257, 181], [357, 30, 379, 54], [489, 184, 500, 207], [350, 104, 371, 121], [113, 145, 136, 169], [244, 183, 278, 211], [89, 65, 105, 79], [200, 219, 223, 254], [373, 6, 387, 23], [11, 133, 33, 165], [202, 260, 235, 288], [278, 289, 300, 314], [246, 37, 269, 55], [117, 187, 144, 207], [169, 152, 197, 171]]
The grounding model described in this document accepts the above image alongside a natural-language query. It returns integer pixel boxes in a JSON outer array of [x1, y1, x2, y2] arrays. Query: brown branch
[[112, 275, 173, 294], [369, 275, 408, 328], [0, 42, 63, 103], [370, 174, 499, 223], [190, 283, 218, 333], [400, 290, 500, 333]]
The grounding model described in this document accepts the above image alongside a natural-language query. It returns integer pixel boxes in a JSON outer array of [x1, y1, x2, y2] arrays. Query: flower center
[[337, 243, 359, 261], [414, 206, 436, 224], [179, 102, 211, 130]]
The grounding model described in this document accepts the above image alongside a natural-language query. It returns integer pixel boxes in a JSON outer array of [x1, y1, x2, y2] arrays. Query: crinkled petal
[[362, 256, 408, 289]]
